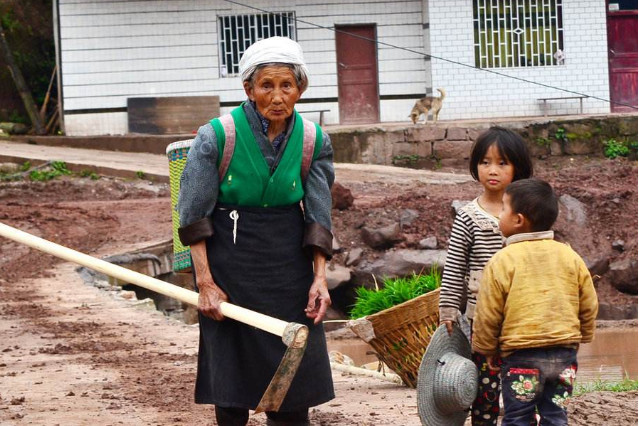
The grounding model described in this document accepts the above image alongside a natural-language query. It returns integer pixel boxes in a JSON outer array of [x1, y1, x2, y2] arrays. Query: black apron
[[194, 203, 334, 410]]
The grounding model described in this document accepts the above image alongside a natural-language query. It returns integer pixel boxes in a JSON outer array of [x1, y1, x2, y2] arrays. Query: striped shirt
[[439, 198, 504, 321]]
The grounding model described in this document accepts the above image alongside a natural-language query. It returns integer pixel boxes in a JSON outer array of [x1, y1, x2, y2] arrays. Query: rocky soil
[[0, 155, 637, 425], [328, 156, 637, 321]]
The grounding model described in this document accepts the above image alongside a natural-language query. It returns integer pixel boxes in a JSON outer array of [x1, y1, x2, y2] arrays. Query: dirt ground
[[0, 155, 637, 425], [330, 156, 638, 312]]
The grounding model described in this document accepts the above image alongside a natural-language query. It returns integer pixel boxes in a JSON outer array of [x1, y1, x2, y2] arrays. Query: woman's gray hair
[[243, 62, 309, 93]]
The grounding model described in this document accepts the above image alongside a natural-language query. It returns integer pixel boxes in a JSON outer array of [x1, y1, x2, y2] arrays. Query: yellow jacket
[[472, 231, 598, 357]]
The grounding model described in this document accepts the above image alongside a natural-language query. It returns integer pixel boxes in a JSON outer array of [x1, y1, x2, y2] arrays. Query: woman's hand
[[305, 249, 332, 324], [305, 274, 331, 325], [190, 240, 228, 321], [197, 278, 228, 321]]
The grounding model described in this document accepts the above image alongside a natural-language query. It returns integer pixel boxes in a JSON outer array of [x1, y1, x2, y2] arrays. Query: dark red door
[[335, 25, 380, 124], [606, 2, 638, 112]]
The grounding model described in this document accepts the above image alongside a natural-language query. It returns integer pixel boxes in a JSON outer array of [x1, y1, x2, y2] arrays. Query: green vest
[[211, 105, 322, 207]]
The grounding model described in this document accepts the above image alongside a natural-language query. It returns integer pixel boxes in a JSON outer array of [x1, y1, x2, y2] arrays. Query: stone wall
[[329, 114, 638, 166], [10, 114, 637, 164]]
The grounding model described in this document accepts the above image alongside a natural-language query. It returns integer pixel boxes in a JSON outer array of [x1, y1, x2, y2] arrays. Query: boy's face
[[498, 193, 520, 238]]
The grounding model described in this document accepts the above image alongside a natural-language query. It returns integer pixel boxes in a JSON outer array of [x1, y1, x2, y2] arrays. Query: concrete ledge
[[5, 113, 637, 166], [8, 134, 193, 155]]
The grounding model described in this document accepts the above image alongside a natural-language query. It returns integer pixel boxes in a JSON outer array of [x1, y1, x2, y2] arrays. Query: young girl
[[438, 126, 533, 426]]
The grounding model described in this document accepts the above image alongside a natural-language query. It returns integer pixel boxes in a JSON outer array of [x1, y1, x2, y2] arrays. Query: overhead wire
[[222, 0, 637, 110]]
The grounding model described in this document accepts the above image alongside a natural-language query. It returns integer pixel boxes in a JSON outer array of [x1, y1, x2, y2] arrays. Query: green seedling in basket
[[349, 268, 441, 319]]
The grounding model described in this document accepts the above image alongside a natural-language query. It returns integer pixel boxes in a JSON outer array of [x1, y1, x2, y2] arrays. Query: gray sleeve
[[302, 130, 335, 257], [176, 124, 219, 245]]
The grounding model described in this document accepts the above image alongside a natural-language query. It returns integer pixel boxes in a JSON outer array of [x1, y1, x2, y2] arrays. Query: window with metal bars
[[218, 12, 297, 77], [473, 0, 564, 68]]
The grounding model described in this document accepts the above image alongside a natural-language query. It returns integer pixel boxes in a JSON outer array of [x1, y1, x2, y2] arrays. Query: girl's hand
[[197, 278, 228, 321], [305, 274, 331, 324], [441, 320, 455, 335]]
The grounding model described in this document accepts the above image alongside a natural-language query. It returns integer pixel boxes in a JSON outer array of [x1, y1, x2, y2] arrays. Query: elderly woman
[[177, 37, 335, 426]]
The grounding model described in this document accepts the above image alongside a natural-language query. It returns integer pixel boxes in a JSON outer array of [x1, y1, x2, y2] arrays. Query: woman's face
[[244, 66, 301, 125]]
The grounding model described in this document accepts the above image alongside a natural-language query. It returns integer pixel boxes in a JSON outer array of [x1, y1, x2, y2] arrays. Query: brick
[[392, 141, 432, 158], [433, 139, 473, 160], [408, 126, 446, 142], [446, 127, 467, 140]]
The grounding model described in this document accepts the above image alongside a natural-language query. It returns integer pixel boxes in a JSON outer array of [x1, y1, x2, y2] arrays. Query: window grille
[[218, 12, 297, 77], [473, 0, 564, 68]]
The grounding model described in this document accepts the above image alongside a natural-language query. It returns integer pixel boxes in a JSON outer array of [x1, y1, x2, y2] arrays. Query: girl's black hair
[[469, 126, 533, 181]]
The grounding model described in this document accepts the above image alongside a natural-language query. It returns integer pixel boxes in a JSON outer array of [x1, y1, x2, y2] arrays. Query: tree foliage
[[0, 0, 55, 124]]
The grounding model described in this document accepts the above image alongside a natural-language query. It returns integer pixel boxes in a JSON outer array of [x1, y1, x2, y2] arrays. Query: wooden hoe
[[0, 221, 308, 413]]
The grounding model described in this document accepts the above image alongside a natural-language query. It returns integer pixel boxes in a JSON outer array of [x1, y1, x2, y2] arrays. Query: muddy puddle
[[327, 327, 638, 382]]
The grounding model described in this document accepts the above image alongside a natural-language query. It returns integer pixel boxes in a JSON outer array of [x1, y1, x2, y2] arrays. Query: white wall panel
[[63, 33, 215, 51], [59, 0, 429, 134], [381, 99, 423, 123], [62, 22, 211, 39], [62, 45, 217, 63], [64, 112, 128, 136], [64, 57, 215, 74], [429, 0, 610, 119], [63, 68, 217, 86]]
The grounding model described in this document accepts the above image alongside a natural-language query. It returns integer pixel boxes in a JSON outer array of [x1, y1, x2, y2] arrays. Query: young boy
[[472, 178, 598, 426]]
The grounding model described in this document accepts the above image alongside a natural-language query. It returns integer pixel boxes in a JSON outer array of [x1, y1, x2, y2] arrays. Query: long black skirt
[[194, 203, 334, 411]]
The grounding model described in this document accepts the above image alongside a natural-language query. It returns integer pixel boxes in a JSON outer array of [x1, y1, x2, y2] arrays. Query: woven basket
[[166, 139, 194, 272], [348, 288, 440, 388]]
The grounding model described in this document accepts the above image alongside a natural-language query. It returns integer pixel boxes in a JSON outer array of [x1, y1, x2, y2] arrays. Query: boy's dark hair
[[506, 178, 558, 232], [469, 126, 533, 182]]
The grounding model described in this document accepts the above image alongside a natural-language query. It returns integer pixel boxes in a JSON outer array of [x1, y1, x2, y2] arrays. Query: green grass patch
[[349, 268, 441, 319], [80, 169, 100, 180], [29, 161, 72, 181], [574, 377, 638, 396]]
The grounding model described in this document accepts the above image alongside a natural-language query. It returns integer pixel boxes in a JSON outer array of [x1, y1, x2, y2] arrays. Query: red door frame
[[335, 24, 380, 124], [606, 1, 638, 112]]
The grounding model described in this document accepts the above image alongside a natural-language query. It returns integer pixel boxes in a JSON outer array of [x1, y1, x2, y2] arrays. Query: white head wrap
[[238, 37, 309, 86]]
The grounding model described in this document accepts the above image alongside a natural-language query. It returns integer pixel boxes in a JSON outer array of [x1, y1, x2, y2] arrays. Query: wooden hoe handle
[[0, 222, 288, 338]]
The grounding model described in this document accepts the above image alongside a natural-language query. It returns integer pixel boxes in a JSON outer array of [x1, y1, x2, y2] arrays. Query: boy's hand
[[486, 355, 501, 371]]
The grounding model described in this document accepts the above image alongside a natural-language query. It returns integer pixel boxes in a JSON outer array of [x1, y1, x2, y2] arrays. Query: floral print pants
[[472, 352, 502, 425], [500, 347, 578, 426]]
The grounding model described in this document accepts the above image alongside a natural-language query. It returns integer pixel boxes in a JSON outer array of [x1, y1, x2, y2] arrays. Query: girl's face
[[243, 66, 301, 127], [477, 144, 515, 194]]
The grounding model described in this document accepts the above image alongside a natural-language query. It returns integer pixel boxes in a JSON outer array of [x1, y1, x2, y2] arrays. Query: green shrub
[[554, 128, 566, 140], [349, 268, 441, 319], [29, 161, 71, 181], [603, 139, 630, 159]]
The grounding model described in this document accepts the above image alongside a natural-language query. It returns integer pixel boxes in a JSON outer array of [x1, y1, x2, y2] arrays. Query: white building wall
[[428, 0, 611, 120], [58, 0, 427, 135]]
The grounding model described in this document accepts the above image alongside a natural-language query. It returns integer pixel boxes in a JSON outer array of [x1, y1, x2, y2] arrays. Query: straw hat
[[417, 324, 478, 426]]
